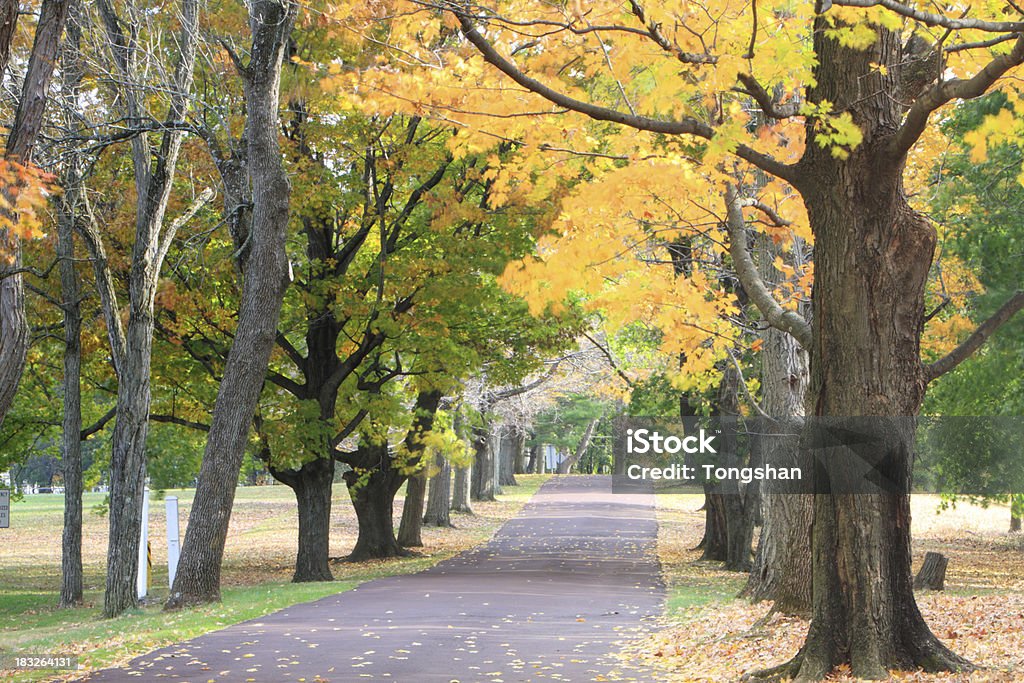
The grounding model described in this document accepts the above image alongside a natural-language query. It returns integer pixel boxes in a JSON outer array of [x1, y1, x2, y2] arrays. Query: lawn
[[0, 474, 551, 682], [628, 493, 1024, 682]]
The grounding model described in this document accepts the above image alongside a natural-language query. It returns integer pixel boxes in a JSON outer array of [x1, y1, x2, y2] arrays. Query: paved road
[[85, 476, 664, 682]]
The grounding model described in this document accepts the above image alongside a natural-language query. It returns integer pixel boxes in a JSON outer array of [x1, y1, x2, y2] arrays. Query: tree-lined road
[[85, 476, 664, 682]]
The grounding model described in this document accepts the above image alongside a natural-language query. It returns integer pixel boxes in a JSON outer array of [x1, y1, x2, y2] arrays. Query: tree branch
[[892, 35, 1024, 156], [832, 0, 1024, 32], [80, 406, 116, 440], [924, 291, 1024, 383], [150, 413, 211, 432], [452, 10, 800, 184], [735, 73, 801, 119], [724, 184, 812, 349]]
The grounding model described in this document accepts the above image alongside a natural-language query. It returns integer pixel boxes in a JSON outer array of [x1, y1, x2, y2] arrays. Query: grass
[[0, 473, 551, 682]]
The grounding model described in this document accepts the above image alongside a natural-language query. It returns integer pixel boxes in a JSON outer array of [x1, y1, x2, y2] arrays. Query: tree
[[922, 93, 1024, 534], [88, 0, 202, 618], [57, 1, 86, 608], [352, 2, 1024, 677], [166, 0, 297, 610], [0, 0, 73, 429]]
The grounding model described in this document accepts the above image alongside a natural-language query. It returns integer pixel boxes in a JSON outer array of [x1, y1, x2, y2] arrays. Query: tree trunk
[[698, 487, 729, 562], [272, 458, 334, 581], [471, 425, 496, 501], [1012, 512, 1021, 533], [452, 466, 473, 513], [498, 428, 519, 486], [58, 164, 83, 610], [57, 5, 85, 609], [100, 0, 200, 619], [557, 418, 599, 474], [397, 474, 426, 547], [743, 415, 813, 614], [342, 391, 441, 560], [423, 451, 452, 527], [759, 25, 972, 679], [744, 232, 812, 614], [0, 0, 72, 430], [514, 433, 528, 474], [165, 0, 295, 609], [344, 449, 406, 561]]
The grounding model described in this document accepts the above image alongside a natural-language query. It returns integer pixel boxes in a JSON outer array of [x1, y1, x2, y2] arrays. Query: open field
[[0, 474, 551, 682], [627, 494, 1024, 682]]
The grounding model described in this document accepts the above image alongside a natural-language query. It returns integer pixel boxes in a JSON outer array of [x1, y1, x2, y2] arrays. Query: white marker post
[[137, 488, 150, 600], [166, 496, 180, 588]]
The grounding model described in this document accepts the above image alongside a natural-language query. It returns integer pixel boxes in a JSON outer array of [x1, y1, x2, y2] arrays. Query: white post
[[166, 496, 180, 588], [137, 488, 150, 600]]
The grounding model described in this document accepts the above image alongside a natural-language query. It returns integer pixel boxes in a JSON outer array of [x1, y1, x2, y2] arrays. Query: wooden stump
[[913, 551, 948, 591]]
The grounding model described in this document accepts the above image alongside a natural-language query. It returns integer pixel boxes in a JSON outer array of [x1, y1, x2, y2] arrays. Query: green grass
[[0, 474, 552, 682], [1, 581, 355, 683], [664, 574, 746, 615]]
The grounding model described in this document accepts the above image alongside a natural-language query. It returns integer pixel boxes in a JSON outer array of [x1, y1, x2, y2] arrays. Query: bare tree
[[91, 0, 202, 618]]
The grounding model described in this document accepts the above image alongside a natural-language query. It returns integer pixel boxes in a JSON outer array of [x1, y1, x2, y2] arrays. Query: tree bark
[[743, 233, 812, 614], [422, 451, 452, 527], [98, 0, 201, 618], [0, 0, 72, 431], [342, 390, 442, 560], [165, 0, 295, 609], [57, 153, 83, 610], [498, 428, 519, 486], [698, 487, 729, 561], [471, 424, 496, 501], [452, 465, 473, 513], [557, 418, 599, 474], [753, 25, 973, 679], [397, 474, 427, 547], [1012, 512, 1021, 533], [272, 458, 335, 581], [344, 444, 406, 561], [913, 552, 948, 591], [57, 2, 84, 609], [513, 432, 528, 475]]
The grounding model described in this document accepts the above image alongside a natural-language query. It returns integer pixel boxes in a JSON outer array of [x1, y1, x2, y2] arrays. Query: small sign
[[0, 489, 9, 528]]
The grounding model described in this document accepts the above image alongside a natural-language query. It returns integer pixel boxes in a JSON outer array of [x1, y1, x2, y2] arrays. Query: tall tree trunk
[[0, 0, 72, 430], [744, 233, 812, 614], [165, 0, 295, 609], [514, 432, 528, 475], [471, 425, 496, 501], [498, 428, 519, 486], [422, 451, 452, 527], [397, 474, 426, 547], [57, 3, 84, 609], [557, 418, 599, 474], [760, 24, 972, 679], [451, 466, 473, 513], [58, 161, 83, 609], [100, 0, 200, 618]]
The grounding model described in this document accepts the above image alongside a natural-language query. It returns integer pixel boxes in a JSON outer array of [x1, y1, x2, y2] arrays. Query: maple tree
[[341, 0, 1024, 678]]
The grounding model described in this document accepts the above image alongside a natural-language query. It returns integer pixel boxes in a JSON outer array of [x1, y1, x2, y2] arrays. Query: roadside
[[624, 493, 1024, 682], [0, 474, 551, 683]]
